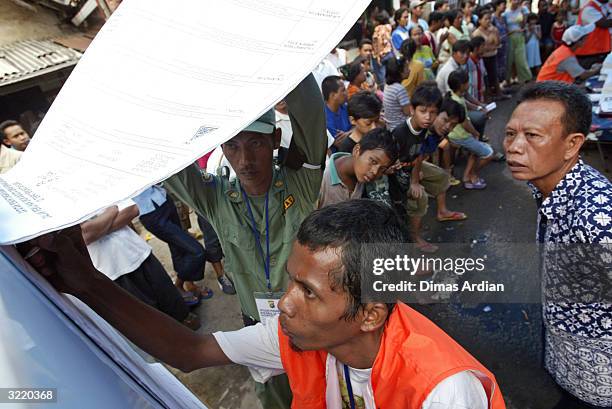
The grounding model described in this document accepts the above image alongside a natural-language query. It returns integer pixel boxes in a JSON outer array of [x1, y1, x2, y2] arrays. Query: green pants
[[405, 162, 450, 218], [255, 373, 292, 409], [506, 33, 532, 83]]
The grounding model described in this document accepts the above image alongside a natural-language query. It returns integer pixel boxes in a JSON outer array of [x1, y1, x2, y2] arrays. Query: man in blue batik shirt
[[504, 81, 612, 409]]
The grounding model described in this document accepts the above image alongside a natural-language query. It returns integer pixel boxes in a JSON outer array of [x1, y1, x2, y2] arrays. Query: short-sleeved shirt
[[407, 18, 430, 33], [557, 55, 585, 78], [421, 130, 443, 155], [383, 83, 410, 131], [133, 185, 168, 216], [164, 75, 327, 321], [86, 200, 151, 281], [538, 11, 555, 40], [503, 7, 528, 32], [318, 152, 364, 208], [413, 46, 436, 79], [390, 117, 427, 190], [401, 60, 426, 97], [391, 26, 410, 54], [531, 159, 612, 406], [0, 146, 21, 174], [448, 92, 471, 140], [213, 316, 488, 408], [472, 26, 500, 57], [335, 133, 358, 154], [325, 103, 351, 138], [436, 58, 462, 95]]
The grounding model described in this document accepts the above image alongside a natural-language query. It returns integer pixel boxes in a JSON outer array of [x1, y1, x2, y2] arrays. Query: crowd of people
[[3, 1, 612, 408]]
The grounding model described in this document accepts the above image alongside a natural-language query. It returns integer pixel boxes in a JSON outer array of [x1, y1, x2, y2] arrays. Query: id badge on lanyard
[[253, 291, 284, 319], [242, 189, 285, 319]]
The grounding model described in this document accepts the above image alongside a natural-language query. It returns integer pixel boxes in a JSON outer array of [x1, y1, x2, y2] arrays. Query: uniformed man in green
[[164, 74, 327, 408]]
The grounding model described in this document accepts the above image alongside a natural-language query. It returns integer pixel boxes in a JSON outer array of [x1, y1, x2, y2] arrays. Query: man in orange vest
[[537, 24, 602, 83], [575, 0, 612, 67], [22, 200, 506, 409]]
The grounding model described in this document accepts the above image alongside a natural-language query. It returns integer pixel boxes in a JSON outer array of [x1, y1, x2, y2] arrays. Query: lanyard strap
[[241, 188, 271, 291], [343, 364, 356, 409]]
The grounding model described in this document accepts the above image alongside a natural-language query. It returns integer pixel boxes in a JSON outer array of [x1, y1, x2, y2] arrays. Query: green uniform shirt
[[164, 74, 327, 321]]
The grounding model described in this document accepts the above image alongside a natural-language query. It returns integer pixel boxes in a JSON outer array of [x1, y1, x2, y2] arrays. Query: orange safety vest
[[576, 1, 611, 56], [537, 45, 576, 83], [278, 302, 506, 409]]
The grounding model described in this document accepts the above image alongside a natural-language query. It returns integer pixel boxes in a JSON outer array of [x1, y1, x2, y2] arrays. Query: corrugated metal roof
[[0, 39, 82, 87]]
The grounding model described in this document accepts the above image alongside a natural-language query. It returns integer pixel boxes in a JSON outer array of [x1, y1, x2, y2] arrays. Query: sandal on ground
[[464, 180, 487, 190], [437, 211, 468, 222], [190, 286, 214, 300], [449, 176, 461, 186], [180, 291, 201, 307], [182, 312, 201, 331], [416, 241, 439, 253]]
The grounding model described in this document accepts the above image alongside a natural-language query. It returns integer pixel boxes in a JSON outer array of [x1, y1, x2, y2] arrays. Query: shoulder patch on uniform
[[200, 171, 214, 184], [283, 194, 295, 211]]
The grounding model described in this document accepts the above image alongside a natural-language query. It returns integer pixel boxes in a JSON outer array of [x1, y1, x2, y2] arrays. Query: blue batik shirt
[[530, 158, 612, 407]]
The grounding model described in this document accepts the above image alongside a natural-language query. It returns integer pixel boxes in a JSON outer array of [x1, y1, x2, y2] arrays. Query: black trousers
[[115, 254, 188, 322]]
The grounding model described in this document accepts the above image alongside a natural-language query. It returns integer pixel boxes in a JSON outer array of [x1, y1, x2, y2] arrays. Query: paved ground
[[0, 1, 77, 46], [140, 91, 611, 409]]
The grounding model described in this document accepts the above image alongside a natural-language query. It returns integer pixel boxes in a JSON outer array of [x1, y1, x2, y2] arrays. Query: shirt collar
[[529, 158, 586, 220], [406, 117, 426, 136], [329, 152, 352, 186], [225, 167, 285, 203]]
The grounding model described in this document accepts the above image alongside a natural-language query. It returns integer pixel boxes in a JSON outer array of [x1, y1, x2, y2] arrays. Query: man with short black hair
[[163, 74, 327, 408], [436, 40, 471, 95], [434, 0, 450, 12], [321, 75, 351, 140], [358, 38, 373, 60], [504, 81, 612, 409], [407, 0, 430, 33], [336, 91, 382, 153], [24, 200, 506, 409], [0, 120, 31, 152]]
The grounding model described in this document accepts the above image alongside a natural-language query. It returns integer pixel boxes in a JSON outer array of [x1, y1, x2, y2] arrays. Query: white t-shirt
[[86, 200, 151, 281], [326, 49, 347, 69], [313, 58, 341, 90], [213, 317, 488, 409]]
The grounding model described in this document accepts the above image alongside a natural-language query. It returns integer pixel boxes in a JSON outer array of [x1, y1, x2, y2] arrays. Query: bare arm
[[402, 104, 412, 116], [464, 92, 485, 110], [19, 227, 232, 373], [81, 207, 118, 245], [463, 118, 480, 138], [578, 64, 602, 80], [108, 204, 139, 233]]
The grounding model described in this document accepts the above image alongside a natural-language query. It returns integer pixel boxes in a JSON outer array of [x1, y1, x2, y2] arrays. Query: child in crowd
[[346, 62, 367, 99], [382, 57, 411, 130], [467, 36, 487, 103], [525, 13, 543, 75], [335, 91, 382, 153], [389, 83, 467, 252], [446, 70, 494, 190], [409, 25, 437, 80], [318, 127, 398, 208], [551, 12, 567, 49], [400, 39, 426, 97]]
